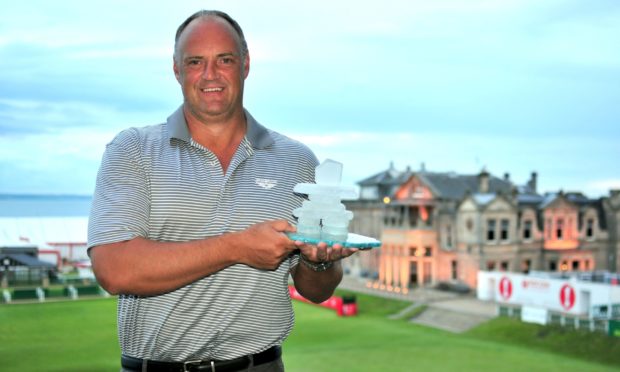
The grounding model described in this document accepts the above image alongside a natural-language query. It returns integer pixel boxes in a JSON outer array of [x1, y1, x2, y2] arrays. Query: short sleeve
[[87, 130, 151, 250]]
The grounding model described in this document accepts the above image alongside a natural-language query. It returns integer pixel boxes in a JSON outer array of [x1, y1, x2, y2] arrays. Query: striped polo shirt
[[88, 106, 318, 361]]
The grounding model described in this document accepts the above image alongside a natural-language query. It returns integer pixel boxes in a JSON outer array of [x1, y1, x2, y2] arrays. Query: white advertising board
[[521, 306, 548, 325], [477, 271, 620, 316]]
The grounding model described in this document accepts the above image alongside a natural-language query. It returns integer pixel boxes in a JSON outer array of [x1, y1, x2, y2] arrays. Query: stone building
[[344, 164, 620, 291]]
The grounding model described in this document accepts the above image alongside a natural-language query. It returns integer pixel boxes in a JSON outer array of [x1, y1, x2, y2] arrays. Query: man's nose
[[202, 60, 218, 80]]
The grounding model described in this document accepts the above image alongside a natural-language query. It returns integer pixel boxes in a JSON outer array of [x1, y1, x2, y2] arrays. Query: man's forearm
[[90, 220, 298, 297], [90, 234, 240, 296], [292, 258, 343, 303]]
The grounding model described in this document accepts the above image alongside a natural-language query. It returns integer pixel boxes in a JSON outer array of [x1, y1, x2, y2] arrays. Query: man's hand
[[294, 241, 358, 263], [235, 220, 298, 270]]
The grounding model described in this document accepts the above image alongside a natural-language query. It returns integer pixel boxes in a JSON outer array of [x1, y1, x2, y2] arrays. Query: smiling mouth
[[201, 87, 223, 93]]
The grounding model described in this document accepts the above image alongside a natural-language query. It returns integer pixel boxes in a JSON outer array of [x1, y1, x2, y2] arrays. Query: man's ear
[[243, 53, 250, 79], [173, 56, 181, 83]]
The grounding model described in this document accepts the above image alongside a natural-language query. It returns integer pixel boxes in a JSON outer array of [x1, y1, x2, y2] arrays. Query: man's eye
[[186, 60, 202, 66], [219, 57, 234, 65]]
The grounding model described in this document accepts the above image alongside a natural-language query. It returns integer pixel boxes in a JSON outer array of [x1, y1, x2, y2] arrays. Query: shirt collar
[[166, 106, 274, 149]]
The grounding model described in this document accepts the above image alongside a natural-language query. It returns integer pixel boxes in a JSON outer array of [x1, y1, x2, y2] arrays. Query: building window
[[586, 218, 594, 238], [466, 218, 474, 232], [584, 260, 591, 270], [556, 218, 564, 240], [408, 206, 418, 227], [572, 260, 579, 271], [424, 246, 432, 257], [522, 259, 531, 274], [451, 260, 458, 279], [549, 260, 557, 271], [445, 225, 452, 248], [500, 219, 509, 241], [390, 208, 397, 226], [409, 246, 417, 257], [560, 260, 568, 271], [546, 218, 552, 239], [487, 261, 495, 271], [397, 205, 405, 226], [500, 261, 509, 271], [487, 219, 496, 241], [523, 220, 532, 240]]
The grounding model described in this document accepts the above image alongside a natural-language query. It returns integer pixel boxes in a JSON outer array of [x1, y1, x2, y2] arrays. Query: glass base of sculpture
[[286, 232, 381, 250]]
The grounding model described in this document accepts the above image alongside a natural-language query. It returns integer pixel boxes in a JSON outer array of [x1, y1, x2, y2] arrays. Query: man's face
[[173, 17, 249, 124]]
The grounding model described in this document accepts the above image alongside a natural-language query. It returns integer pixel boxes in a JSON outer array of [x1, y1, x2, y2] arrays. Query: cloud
[[0, 0, 618, 198], [585, 179, 620, 195]]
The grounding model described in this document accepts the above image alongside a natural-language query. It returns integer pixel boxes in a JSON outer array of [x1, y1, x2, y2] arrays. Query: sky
[[0, 0, 618, 198]]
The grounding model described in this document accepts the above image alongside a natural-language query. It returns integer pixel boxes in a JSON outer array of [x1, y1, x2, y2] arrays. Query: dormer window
[[523, 219, 532, 240], [586, 218, 594, 238]]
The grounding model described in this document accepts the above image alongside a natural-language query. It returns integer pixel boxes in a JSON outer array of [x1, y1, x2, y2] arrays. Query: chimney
[[528, 171, 538, 193], [478, 168, 490, 193]]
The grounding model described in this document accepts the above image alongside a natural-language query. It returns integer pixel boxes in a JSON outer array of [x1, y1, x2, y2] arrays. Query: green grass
[[0, 298, 120, 372], [1, 293, 619, 371], [467, 317, 620, 367], [284, 293, 620, 372]]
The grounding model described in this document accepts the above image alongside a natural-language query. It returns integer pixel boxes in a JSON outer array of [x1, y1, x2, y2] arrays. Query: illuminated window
[[500, 219, 509, 241], [486, 219, 496, 241], [556, 218, 564, 240], [560, 260, 568, 271], [523, 220, 532, 240]]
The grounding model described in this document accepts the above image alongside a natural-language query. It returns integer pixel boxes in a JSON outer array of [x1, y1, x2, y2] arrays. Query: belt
[[121, 346, 281, 372]]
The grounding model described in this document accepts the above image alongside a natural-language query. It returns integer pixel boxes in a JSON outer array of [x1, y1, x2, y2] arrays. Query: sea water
[[0, 194, 92, 217]]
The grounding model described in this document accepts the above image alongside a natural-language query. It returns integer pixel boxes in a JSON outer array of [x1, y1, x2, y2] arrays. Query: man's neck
[[183, 106, 247, 173]]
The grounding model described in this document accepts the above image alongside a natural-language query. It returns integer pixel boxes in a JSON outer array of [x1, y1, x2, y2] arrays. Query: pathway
[[338, 275, 497, 333]]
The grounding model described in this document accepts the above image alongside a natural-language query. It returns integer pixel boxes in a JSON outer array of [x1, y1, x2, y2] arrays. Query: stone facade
[[344, 165, 620, 290]]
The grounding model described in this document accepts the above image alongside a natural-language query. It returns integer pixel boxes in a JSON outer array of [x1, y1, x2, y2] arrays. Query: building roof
[[1, 253, 55, 268], [418, 172, 514, 200], [517, 193, 545, 206], [358, 163, 413, 187]]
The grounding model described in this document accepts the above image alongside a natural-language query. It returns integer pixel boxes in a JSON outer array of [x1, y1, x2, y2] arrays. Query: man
[[88, 9, 357, 372]]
